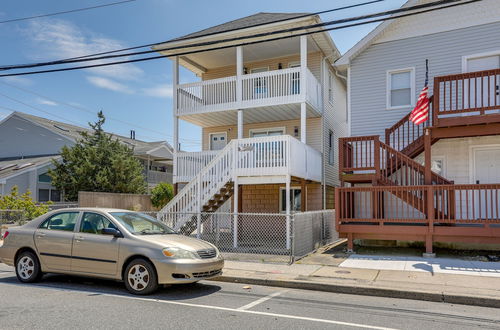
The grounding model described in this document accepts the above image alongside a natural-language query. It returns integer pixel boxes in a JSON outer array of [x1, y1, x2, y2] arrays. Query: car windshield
[[110, 212, 175, 235]]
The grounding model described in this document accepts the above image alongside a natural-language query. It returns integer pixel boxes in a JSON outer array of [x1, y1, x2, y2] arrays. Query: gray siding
[[350, 21, 500, 139], [0, 115, 74, 159]]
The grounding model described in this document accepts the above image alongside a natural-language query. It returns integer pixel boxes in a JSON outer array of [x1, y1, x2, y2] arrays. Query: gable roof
[[170, 12, 310, 42], [335, 0, 415, 68], [5, 112, 173, 160], [0, 155, 59, 182]]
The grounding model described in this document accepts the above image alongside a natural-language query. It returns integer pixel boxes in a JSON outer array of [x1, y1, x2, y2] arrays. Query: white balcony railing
[[175, 150, 218, 183], [174, 135, 322, 183], [176, 68, 321, 116]]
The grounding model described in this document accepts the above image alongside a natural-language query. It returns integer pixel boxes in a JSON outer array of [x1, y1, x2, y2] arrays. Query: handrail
[[385, 95, 433, 154]]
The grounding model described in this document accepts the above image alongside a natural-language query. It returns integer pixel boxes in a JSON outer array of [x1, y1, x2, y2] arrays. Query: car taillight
[[2, 231, 8, 239]]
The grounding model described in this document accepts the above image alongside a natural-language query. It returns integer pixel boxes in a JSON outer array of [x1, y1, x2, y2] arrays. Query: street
[[1, 264, 500, 329]]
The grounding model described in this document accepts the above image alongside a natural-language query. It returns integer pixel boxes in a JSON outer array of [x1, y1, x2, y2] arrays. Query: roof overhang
[[153, 15, 341, 75]]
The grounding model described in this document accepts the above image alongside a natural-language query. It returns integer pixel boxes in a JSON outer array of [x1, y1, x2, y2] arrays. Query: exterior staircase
[[158, 140, 236, 234]]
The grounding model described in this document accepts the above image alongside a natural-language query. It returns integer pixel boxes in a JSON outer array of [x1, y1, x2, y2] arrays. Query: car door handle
[[36, 233, 46, 238], [75, 236, 85, 242]]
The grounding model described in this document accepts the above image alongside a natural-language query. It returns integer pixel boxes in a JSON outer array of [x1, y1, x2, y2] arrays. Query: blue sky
[[0, 0, 406, 151]]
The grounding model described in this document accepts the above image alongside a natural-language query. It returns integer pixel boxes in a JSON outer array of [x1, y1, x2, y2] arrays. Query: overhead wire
[[0, 0, 137, 24], [0, 0, 480, 77]]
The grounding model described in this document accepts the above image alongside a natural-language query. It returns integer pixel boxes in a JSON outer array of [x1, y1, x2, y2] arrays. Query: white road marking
[[237, 290, 287, 310], [0, 282, 399, 330]]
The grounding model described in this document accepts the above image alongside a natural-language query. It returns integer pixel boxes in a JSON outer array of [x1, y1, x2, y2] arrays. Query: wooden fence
[[78, 191, 155, 211]]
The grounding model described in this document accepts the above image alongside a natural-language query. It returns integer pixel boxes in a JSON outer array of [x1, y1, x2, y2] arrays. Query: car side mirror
[[102, 228, 123, 238]]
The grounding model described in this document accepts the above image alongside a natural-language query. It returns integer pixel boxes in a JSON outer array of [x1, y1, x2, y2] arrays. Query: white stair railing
[[158, 140, 235, 230]]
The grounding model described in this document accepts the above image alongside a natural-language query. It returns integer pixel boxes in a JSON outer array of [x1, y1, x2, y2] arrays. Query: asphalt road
[[1, 264, 500, 330]]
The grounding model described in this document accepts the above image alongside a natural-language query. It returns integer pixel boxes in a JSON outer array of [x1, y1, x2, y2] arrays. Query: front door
[[466, 55, 500, 110], [210, 133, 227, 151], [34, 211, 80, 271], [71, 212, 120, 275], [473, 147, 500, 219]]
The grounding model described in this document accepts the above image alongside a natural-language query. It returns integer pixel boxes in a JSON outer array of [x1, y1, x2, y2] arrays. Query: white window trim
[[250, 66, 270, 73], [468, 144, 500, 184], [279, 186, 302, 213], [462, 49, 500, 73], [249, 127, 286, 137], [208, 131, 227, 151], [386, 67, 415, 110]]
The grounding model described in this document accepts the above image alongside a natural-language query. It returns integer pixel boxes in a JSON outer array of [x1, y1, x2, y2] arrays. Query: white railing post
[[196, 173, 202, 239], [236, 46, 243, 105], [233, 175, 239, 248], [300, 35, 307, 102], [286, 174, 291, 249], [172, 56, 179, 182], [237, 109, 243, 139]]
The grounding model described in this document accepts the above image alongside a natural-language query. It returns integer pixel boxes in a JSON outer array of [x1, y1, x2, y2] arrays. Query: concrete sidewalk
[[212, 257, 500, 308]]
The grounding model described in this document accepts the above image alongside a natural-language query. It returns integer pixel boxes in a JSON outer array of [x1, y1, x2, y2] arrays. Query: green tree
[[49, 111, 146, 201], [150, 182, 174, 209], [0, 186, 51, 224]]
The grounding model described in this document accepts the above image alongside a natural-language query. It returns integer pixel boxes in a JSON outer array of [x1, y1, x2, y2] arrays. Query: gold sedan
[[0, 208, 224, 295]]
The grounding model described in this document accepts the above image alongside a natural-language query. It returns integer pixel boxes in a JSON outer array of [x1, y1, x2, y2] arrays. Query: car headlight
[[162, 247, 198, 259]]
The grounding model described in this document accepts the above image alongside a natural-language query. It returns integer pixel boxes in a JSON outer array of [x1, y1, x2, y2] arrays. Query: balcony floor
[[179, 102, 320, 127]]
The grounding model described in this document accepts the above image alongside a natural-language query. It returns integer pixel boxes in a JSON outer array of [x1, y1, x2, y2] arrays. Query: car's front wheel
[[15, 251, 42, 283], [124, 259, 158, 295]]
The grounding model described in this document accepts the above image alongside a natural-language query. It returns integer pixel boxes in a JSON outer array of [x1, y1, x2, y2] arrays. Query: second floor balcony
[[175, 66, 322, 118]]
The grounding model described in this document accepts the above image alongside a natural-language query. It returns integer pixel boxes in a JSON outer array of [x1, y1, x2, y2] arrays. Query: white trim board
[[461, 49, 500, 72], [386, 67, 416, 110]]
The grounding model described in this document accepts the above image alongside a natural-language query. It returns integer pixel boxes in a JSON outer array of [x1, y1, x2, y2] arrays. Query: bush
[[0, 186, 51, 225], [150, 183, 174, 209]]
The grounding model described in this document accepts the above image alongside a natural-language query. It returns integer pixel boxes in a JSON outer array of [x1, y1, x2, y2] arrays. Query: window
[[328, 71, 334, 104], [421, 157, 445, 176], [38, 188, 61, 202], [38, 173, 52, 183], [280, 188, 302, 212], [387, 68, 415, 108], [39, 212, 79, 231], [80, 212, 117, 235], [249, 127, 285, 137], [328, 130, 334, 165], [110, 212, 175, 235], [251, 67, 269, 97]]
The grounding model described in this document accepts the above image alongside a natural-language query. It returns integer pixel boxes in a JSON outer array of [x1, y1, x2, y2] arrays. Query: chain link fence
[[156, 210, 337, 264]]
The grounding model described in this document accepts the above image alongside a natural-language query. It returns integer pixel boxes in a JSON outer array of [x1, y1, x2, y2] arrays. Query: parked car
[[0, 208, 224, 295]]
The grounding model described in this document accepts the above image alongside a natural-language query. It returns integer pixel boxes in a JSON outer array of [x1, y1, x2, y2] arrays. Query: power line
[[0, 0, 137, 24], [0, 0, 481, 77], [46, 0, 386, 62], [0, 80, 202, 144]]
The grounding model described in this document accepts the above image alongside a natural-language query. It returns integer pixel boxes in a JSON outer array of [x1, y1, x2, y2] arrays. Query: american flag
[[409, 85, 429, 125]]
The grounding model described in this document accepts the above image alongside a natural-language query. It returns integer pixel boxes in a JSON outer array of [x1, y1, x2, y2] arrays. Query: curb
[[208, 275, 500, 309]]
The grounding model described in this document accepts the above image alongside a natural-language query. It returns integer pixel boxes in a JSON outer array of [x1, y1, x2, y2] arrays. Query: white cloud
[[142, 84, 173, 98], [25, 19, 143, 81], [86, 76, 133, 94], [36, 98, 58, 106]]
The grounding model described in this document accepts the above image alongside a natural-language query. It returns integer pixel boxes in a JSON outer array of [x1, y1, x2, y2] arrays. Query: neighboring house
[[0, 112, 173, 202], [334, 0, 500, 252], [153, 12, 347, 232]]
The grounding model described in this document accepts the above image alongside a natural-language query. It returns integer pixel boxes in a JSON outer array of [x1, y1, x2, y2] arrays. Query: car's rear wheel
[[124, 259, 158, 295], [15, 251, 42, 283]]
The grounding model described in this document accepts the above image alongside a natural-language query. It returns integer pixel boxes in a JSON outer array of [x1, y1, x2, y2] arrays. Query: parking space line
[[237, 290, 287, 310]]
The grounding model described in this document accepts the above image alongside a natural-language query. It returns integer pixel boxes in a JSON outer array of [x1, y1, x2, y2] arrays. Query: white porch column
[[233, 176, 239, 248], [236, 46, 243, 104], [300, 35, 307, 144], [237, 110, 243, 139], [285, 175, 291, 249], [172, 56, 179, 182]]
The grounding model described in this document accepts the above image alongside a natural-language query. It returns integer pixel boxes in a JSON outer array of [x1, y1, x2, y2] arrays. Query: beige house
[[153, 12, 347, 241]]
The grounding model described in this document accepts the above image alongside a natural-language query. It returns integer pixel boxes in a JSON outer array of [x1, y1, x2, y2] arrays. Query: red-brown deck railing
[[335, 184, 500, 252], [339, 136, 451, 185], [433, 68, 500, 126]]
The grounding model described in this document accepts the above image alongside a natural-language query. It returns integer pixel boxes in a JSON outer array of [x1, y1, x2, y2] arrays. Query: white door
[[473, 148, 500, 219], [466, 55, 500, 110], [474, 148, 500, 184], [210, 133, 227, 151], [251, 67, 269, 98]]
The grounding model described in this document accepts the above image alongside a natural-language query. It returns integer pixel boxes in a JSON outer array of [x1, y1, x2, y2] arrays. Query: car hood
[[136, 234, 215, 251]]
